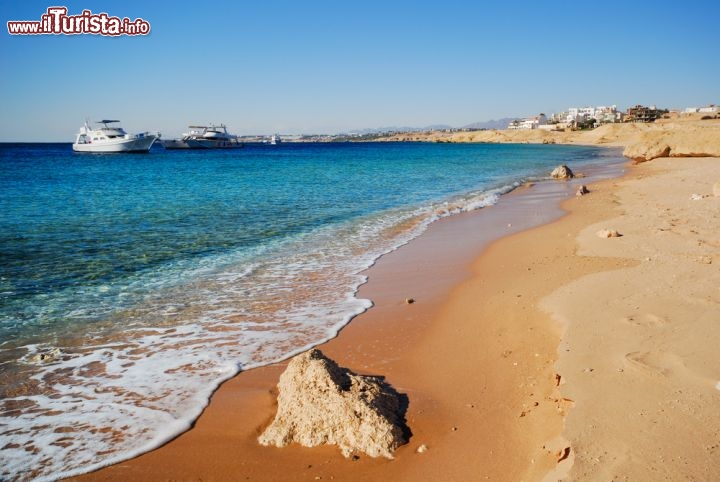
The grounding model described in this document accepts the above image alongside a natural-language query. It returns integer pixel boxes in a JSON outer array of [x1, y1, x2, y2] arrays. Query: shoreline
[[71, 154, 627, 481], [69, 116, 720, 480]]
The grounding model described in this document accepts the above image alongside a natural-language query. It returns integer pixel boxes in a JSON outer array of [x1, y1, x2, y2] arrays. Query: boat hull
[[73, 134, 158, 153], [161, 138, 243, 149]]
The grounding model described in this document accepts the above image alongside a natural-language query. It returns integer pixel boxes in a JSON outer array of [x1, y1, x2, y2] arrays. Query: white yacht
[[73, 120, 159, 153], [269, 134, 282, 145], [162, 124, 243, 149]]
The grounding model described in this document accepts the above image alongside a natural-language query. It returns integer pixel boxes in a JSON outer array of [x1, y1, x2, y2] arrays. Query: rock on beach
[[258, 349, 407, 459], [551, 165, 574, 179], [623, 142, 671, 163]]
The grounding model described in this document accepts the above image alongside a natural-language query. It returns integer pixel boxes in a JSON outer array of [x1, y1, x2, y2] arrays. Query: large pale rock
[[551, 165, 574, 179], [623, 142, 671, 163], [623, 124, 720, 162], [258, 349, 406, 458]]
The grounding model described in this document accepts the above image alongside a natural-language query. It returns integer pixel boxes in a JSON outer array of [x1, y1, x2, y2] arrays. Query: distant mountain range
[[461, 118, 515, 130], [344, 118, 514, 135], [344, 125, 451, 135]]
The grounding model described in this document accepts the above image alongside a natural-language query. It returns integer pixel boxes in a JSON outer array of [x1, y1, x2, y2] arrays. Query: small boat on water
[[269, 134, 282, 145], [72, 120, 159, 153], [161, 124, 243, 149]]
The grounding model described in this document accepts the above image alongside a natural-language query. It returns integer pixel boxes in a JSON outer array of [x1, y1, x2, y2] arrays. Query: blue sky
[[1, 0, 718, 141]]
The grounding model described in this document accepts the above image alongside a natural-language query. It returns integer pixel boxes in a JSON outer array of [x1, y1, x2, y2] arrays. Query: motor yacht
[[162, 124, 242, 149], [72, 120, 159, 153]]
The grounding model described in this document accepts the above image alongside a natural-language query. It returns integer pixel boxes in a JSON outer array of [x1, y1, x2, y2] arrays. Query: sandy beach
[[542, 156, 720, 480], [71, 119, 720, 481]]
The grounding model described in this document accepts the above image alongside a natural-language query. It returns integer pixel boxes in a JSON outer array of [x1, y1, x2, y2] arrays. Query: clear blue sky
[[1, 0, 718, 141]]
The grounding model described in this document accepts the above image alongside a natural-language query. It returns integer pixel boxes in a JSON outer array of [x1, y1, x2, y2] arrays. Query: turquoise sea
[[0, 141, 623, 480]]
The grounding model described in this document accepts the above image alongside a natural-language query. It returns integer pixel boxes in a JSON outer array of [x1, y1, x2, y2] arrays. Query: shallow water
[[0, 141, 623, 480]]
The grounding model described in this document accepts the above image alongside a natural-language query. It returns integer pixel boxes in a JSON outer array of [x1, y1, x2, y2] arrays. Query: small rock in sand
[[690, 193, 704, 201], [596, 229, 622, 238], [416, 444, 428, 454], [575, 185, 590, 196], [557, 447, 571, 462], [28, 347, 64, 364], [405, 297, 415, 304], [551, 165, 574, 180]]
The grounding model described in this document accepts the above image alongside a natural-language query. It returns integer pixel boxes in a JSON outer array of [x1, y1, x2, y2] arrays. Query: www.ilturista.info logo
[[7, 7, 150, 36]]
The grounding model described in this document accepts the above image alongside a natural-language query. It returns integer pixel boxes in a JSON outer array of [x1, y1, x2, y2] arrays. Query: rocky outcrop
[[623, 142, 671, 163], [377, 119, 720, 163], [258, 349, 407, 459], [622, 122, 720, 162], [551, 165, 574, 179]]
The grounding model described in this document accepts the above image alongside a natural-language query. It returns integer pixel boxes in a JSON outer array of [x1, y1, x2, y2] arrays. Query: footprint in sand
[[624, 351, 719, 391], [621, 313, 668, 328], [624, 351, 680, 377]]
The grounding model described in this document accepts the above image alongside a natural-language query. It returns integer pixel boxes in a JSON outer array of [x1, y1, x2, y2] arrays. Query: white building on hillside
[[564, 105, 620, 124], [684, 105, 719, 114], [507, 113, 547, 130], [567, 107, 593, 123]]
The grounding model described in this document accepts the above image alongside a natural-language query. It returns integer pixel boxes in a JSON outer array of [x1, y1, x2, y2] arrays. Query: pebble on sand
[[596, 229, 622, 238]]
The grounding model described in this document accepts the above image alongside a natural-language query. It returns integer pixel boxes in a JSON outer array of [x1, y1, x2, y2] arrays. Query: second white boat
[[162, 124, 243, 149]]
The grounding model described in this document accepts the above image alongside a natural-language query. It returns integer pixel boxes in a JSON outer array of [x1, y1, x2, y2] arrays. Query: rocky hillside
[[380, 118, 720, 163]]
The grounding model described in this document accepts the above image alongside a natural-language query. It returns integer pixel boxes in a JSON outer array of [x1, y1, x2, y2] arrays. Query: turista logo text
[[7, 7, 150, 36]]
